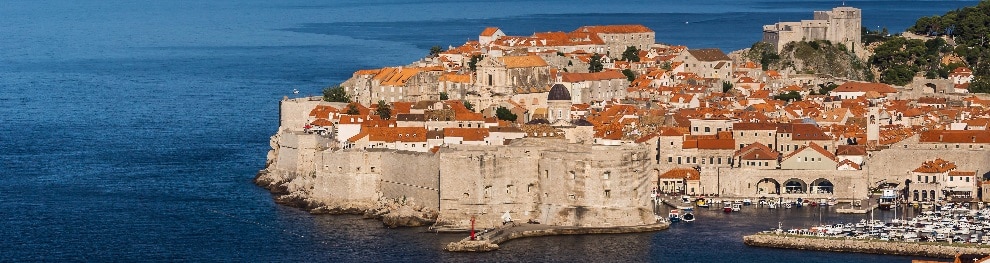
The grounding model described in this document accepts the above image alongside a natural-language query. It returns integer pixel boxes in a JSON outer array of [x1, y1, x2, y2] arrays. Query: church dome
[[547, 84, 571, 101]]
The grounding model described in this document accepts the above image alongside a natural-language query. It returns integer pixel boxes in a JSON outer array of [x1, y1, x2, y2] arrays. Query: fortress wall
[[379, 151, 441, 210], [433, 143, 655, 228], [309, 151, 382, 203], [865, 148, 990, 184], [274, 132, 319, 175], [279, 98, 323, 132]]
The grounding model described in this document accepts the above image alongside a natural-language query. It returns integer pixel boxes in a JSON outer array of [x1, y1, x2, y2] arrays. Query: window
[[705, 127, 710, 133], [603, 171, 611, 180], [668, 156, 673, 163], [604, 190, 611, 198]]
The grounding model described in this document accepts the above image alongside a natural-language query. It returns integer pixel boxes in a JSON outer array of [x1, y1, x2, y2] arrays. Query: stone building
[[680, 48, 732, 80], [762, 7, 862, 53], [557, 71, 628, 104], [474, 55, 551, 96], [572, 25, 655, 58]]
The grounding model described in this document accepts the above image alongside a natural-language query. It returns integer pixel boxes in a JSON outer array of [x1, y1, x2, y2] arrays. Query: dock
[[444, 222, 669, 252], [744, 233, 990, 259]]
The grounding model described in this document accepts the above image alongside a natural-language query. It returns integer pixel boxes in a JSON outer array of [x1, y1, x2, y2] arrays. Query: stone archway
[[783, 178, 807, 194], [756, 178, 781, 195], [811, 178, 834, 194]]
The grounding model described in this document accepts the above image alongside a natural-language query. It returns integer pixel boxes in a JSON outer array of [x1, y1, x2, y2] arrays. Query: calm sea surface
[[0, 0, 978, 261]]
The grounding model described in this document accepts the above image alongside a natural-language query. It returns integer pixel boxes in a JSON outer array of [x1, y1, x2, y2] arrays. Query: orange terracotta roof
[[913, 158, 957, 173], [373, 127, 428, 142], [837, 159, 861, 170], [573, 24, 653, 34], [443, 127, 489, 141], [783, 142, 837, 162], [309, 105, 339, 119], [659, 168, 700, 180], [949, 171, 976, 176], [918, 130, 990, 143], [835, 145, 866, 156], [735, 142, 778, 160], [500, 55, 548, 68], [833, 82, 897, 94], [560, 71, 626, 82], [480, 27, 501, 37], [439, 73, 471, 83]]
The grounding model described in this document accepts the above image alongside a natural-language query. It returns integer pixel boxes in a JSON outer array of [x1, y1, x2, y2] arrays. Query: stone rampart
[[744, 233, 990, 259]]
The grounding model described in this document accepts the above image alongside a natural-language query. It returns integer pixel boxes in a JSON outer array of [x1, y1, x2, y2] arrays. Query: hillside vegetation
[[902, 1, 990, 92], [746, 41, 870, 81]]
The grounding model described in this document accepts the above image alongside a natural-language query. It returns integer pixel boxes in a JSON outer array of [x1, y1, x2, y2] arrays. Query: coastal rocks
[[744, 233, 990, 259], [256, 168, 438, 227], [445, 240, 499, 252]]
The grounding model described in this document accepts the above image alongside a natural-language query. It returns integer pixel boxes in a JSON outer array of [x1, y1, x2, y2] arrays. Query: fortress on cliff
[[762, 6, 862, 53]]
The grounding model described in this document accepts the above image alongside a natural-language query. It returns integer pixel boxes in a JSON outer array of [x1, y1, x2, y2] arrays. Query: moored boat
[[723, 202, 733, 213], [682, 212, 695, 222], [668, 209, 681, 222], [732, 203, 741, 212]]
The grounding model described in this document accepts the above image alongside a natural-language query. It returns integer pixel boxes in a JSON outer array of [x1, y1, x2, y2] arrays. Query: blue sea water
[[0, 0, 978, 261]]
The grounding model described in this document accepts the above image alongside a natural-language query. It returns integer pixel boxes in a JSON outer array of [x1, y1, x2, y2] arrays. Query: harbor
[[744, 202, 990, 259]]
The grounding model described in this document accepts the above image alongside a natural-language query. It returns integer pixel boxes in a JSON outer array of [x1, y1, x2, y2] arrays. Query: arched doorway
[[811, 178, 834, 194], [783, 178, 807, 194], [756, 178, 781, 195]]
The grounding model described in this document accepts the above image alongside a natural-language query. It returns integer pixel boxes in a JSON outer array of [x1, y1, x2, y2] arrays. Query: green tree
[[818, 82, 839, 94], [439, 92, 449, 100], [429, 45, 443, 57], [588, 53, 604, 73], [495, 106, 517, 122], [622, 69, 636, 81], [375, 100, 391, 120], [322, 85, 350, 103], [773, 91, 802, 102], [970, 77, 990, 94], [346, 103, 360, 115], [746, 42, 779, 70], [468, 55, 483, 71], [463, 100, 475, 112], [621, 46, 640, 62], [722, 81, 733, 93]]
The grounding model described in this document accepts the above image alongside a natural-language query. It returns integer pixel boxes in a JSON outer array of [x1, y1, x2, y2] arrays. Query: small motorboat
[[668, 209, 681, 222], [768, 202, 777, 209], [784, 202, 793, 209], [732, 203, 742, 212], [682, 212, 696, 222], [696, 198, 709, 208], [742, 199, 752, 206], [723, 202, 733, 213]]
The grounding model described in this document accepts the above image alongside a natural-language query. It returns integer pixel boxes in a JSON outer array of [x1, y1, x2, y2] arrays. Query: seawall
[[445, 223, 669, 252], [743, 233, 990, 259]]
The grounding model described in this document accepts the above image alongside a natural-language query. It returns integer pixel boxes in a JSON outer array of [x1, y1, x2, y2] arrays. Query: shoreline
[[744, 233, 990, 259]]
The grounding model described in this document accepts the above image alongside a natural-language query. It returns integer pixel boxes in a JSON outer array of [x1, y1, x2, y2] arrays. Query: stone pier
[[744, 233, 990, 259], [445, 222, 669, 252]]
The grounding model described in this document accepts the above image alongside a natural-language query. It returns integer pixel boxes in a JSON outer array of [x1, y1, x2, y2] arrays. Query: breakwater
[[446, 223, 669, 252], [744, 233, 990, 259]]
